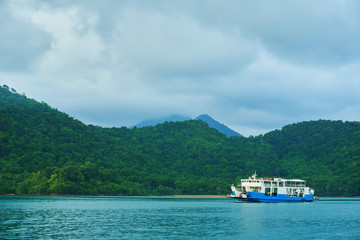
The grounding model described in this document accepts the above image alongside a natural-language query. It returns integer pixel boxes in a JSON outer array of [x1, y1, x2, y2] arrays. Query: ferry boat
[[230, 172, 315, 202]]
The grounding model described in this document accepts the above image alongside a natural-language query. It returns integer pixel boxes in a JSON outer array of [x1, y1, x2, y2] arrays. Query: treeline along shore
[[1, 85, 360, 196]]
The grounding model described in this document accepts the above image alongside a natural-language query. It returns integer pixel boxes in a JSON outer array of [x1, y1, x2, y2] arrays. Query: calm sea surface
[[1, 196, 360, 239]]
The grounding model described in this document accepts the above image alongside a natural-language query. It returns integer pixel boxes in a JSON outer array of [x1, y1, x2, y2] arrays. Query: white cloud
[[31, 6, 105, 81]]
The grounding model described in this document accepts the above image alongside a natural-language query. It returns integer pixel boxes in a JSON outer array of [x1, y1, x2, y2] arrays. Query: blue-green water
[[1, 196, 360, 239]]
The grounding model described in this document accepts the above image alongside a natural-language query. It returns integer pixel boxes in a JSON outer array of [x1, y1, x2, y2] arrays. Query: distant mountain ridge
[[132, 114, 242, 137], [131, 115, 191, 128]]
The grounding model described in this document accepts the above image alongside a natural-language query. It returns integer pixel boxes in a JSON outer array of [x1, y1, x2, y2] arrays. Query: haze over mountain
[[133, 114, 242, 137]]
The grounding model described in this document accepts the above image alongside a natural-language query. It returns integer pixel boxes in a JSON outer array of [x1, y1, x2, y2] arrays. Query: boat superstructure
[[231, 172, 315, 202]]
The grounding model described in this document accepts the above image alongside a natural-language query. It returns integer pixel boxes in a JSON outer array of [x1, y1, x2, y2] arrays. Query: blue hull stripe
[[246, 192, 314, 202]]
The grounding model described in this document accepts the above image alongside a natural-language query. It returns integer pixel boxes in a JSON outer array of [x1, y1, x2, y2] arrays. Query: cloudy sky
[[1, 0, 360, 136]]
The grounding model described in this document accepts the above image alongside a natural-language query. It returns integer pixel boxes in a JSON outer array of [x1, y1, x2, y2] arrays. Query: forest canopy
[[1, 85, 360, 196]]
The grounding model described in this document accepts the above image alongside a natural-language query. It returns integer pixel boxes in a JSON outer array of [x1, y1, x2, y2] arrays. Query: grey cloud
[[1, 0, 360, 136], [107, 7, 256, 81], [156, 0, 360, 65], [0, 3, 52, 72]]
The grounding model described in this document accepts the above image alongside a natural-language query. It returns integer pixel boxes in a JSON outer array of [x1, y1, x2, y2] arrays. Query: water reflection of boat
[[230, 172, 315, 202]]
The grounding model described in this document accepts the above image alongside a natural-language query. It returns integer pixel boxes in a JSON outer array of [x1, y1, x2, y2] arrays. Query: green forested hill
[[1, 85, 359, 196], [264, 121, 360, 195]]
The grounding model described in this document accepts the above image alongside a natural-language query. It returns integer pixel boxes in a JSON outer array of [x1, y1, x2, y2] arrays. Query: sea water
[[1, 196, 360, 239]]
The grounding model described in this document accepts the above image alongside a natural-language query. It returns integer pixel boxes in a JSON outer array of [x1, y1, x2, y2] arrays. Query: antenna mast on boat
[[252, 170, 257, 179]]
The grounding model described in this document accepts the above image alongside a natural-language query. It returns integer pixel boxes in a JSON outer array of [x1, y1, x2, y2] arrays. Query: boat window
[[272, 188, 278, 196], [264, 181, 271, 187], [265, 188, 271, 196], [279, 182, 284, 187]]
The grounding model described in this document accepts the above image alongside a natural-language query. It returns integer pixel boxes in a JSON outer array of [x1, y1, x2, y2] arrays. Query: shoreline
[[1, 194, 359, 198], [167, 195, 227, 198], [0, 193, 227, 198]]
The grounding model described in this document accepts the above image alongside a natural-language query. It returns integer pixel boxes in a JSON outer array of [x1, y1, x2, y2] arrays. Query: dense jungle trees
[[1, 85, 360, 196]]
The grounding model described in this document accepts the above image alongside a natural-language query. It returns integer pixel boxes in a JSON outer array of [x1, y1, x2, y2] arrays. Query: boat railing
[[264, 183, 271, 187], [285, 183, 306, 187]]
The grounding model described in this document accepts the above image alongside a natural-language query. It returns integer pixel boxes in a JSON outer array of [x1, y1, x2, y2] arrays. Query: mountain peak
[[131, 113, 242, 137], [196, 114, 212, 120], [195, 114, 242, 137]]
